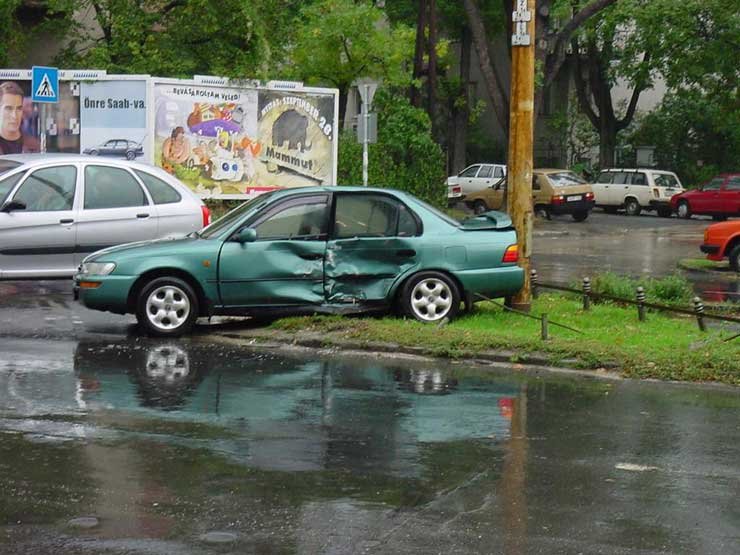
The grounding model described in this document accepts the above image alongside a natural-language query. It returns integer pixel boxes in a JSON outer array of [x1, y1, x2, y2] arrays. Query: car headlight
[[80, 262, 116, 276]]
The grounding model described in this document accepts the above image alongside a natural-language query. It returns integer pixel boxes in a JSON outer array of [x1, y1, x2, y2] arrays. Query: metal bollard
[[693, 297, 707, 332], [541, 313, 549, 340], [636, 286, 646, 322], [531, 269, 539, 299], [582, 277, 591, 311]]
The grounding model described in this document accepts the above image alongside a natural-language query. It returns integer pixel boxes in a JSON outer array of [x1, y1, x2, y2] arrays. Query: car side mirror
[[0, 200, 26, 213], [236, 227, 257, 243]]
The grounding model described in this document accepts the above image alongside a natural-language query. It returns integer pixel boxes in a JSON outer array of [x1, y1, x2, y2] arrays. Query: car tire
[[136, 277, 199, 337], [677, 201, 692, 219], [572, 210, 589, 222], [657, 207, 673, 218], [473, 200, 488, 215], [89, 149, 98, 156], [401, 271, 460, 324], [624, 199, 642, 216], [729, 244, 740, 272], [534, 205, 550, 220], [125, 150, 136, 160]]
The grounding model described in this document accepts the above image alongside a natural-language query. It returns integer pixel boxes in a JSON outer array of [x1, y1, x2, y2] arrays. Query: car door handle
[[299, 253, 324, 260], [59, 218, 74, 224], [136, 213, 150, 219], [396, 249, 416, 257]]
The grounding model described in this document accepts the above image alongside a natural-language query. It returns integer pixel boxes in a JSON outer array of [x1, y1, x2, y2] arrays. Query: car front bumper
[[74, 274, 137, 314], [700, 243, 723, 261]]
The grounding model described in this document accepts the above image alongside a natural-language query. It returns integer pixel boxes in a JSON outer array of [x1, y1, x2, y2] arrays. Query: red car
[[670, 173, 740, 220], [701, 220, 740, 271]]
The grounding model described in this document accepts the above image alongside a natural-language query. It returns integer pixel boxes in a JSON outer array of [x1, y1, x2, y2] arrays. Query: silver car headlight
[[80, 262, 116, 276]]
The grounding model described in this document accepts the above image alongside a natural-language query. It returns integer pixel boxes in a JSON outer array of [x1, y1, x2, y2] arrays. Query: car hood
[[85, 235, 199, 262], [706, 220, 740, 235]]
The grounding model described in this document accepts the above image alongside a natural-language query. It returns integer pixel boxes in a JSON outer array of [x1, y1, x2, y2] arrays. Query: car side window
[[397, 204, 421, 237], [726, 177, 740, 191], [135, 170, 182, 204], [12, 166, 77, 212], [84, 165, 148, 209], [459, 165, 480, 178], [631, 173, 647, 186], [253, 196, 328, 240], [612, 172, 630, 184], [597, 171, 613, 183], [493, 166, 504, 178], [703, 178, 723, 191], [334, 194, 406, 239], [0, 172, 25, 203], [478, 166, 493, 178]]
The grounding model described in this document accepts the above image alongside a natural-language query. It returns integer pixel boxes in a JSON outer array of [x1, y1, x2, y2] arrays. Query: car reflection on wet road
[[1, 338, 739, 554]]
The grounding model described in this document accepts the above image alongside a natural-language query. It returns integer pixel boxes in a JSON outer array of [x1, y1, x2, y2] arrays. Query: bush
[[574, 272, 694, 305], [338, 90, 447, 208]]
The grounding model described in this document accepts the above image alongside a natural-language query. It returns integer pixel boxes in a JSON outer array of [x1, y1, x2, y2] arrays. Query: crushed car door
[[325, 192, 421, 304], [217, 194, 329, 308]]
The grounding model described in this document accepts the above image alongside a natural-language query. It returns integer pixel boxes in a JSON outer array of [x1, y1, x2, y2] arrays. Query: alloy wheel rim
[[146, 285, 190, 330], [678, 203, 688, 217], [410, 278, 453, 321]]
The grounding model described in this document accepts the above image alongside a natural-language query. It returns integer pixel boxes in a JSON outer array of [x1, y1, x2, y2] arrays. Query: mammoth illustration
[[272, 109, 312, 152]]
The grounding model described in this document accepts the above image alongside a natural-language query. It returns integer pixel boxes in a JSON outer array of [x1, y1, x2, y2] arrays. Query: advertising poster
[[154, 82, 260, 197], [256, 90, 335, 191], [0, 79, 80, 155], [80, 80, 148, 161]]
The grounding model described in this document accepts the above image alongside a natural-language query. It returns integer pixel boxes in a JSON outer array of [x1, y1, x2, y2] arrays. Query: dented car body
[[74, 186, 524, 336]]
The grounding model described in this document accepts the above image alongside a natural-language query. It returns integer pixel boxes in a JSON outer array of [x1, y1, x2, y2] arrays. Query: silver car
[[0, 154, 210, 279]]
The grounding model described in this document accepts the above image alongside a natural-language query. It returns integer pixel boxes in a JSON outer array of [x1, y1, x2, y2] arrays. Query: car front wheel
[[136, 277, 199, 337], [402, 271, 460, 323], [677, 201, 692, 219], [729, 244, 740, 272]]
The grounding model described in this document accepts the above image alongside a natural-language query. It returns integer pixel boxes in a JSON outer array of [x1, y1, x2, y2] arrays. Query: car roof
[[600, 168, 677, 173], [535, 168, 575, 174], [0, 153, 160, 172]]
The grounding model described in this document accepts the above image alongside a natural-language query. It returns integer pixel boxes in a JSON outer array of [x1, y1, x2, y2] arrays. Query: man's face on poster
[[0, 93, 24, 139]]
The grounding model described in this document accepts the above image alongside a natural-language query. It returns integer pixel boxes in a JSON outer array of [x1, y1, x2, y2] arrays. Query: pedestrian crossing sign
[[32, 66, 59, 103]]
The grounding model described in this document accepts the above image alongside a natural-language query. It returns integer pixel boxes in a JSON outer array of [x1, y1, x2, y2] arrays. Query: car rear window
[[135, 170, 182, 204], [653, 173, 680, 188], [548, 172, 586, 187]]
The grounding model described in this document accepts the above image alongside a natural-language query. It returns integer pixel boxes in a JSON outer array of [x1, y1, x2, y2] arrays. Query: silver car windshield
[[199, 191, 278, 239]]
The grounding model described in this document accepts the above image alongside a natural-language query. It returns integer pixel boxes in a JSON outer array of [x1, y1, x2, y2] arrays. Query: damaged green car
[[74, 187, 523, 336]]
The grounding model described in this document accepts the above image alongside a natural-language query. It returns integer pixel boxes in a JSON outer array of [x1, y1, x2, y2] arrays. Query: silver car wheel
[[410, 278, 453, 322], [145, 285, 191, 331], [677, 202, 690, 218]]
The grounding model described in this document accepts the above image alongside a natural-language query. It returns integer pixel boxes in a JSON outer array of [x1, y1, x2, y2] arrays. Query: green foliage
[[0, 1, 21, 66], [338, 91, 446, 207], [581, 272, 694, 305]]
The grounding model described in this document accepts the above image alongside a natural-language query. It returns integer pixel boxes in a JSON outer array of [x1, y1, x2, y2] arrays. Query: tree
[[289, 0, 415, 127], [0, 0, 25, 66]]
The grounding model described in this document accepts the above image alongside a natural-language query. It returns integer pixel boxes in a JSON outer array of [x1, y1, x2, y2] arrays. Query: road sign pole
[[40, 104, 47, 154], [362, 84, 369, 187], [508, 0, 536, 312]]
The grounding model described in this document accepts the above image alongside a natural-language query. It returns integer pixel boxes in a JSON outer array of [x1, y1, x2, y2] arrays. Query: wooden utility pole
[[508, 0, 536, 312]]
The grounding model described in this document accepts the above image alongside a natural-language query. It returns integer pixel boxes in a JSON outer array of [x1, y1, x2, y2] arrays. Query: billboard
[[79, 79, 148, 162], [0, 77, 80, 155], [153, 79, 337, 198]]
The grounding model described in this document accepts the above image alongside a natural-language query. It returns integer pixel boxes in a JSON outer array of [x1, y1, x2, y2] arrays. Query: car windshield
[[0, 160, 21, 177], [199, 191, 278, 239], [547, 171, 586, 187]]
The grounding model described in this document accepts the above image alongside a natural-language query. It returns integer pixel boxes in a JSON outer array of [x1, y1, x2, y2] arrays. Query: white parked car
[[591, 168, 684, 217], [447, 163, 507, 200], [0, 154, 210, 279]]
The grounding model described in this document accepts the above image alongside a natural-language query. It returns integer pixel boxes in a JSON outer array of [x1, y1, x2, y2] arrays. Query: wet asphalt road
[[0, 211, 739, 554]]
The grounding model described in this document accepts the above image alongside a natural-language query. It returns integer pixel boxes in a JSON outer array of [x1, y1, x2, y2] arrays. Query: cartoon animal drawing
[[272, 109, 311, 152]]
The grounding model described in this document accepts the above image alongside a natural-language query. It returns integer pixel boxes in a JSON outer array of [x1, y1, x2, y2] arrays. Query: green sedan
[[74, 187, 523, 336]]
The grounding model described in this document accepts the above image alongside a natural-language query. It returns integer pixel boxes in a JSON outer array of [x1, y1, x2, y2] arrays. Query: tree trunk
[[338, 86, 349, 131], [599, 120, 617, 168], [450, 24, 472, 174], [410, 0, 428, 108], [427, 0, 438, 135]]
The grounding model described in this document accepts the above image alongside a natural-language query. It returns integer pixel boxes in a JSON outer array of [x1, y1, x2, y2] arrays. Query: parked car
[[0, 154, 210, 279], [463, 169, 595, 221], [700, 220, 740, 271], [74, 186, 524, 336], [447, 163, 506, 201], [83, 139, 144, 160], [591, 168, 683, 216], [670, 174, 740, 220]]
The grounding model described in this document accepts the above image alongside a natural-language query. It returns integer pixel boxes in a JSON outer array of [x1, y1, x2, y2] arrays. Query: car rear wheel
[[534, 205, 550, 220], [136, 277, 199, 337], [473, 200, 488, 215], [125, 150, 136, 160], [402, 271, 460, 323], [572, 210, 589, 222], [677, 201, 692, 219], [729, 244, 740, 272], [88, 149, 99, 156], [624, 199, 642, 216], [657, 207, 673, 218]]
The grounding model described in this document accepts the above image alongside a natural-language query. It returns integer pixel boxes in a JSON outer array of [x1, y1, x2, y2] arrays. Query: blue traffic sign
[[31, 66, 59, 103]]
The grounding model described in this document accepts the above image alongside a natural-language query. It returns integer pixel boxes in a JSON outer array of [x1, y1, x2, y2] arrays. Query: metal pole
[[508, 0, 536, 312], [582, 277, 591, 311], [693, 297, 706, 332], [540, 313, 549, 340], [362, 84, 369, 187], [40, 103, 47, 154], [636, 286, 646, 322]]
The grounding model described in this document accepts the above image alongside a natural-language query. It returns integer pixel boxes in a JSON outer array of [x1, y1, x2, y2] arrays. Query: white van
[[447, 163, 507, 201], [591, 168, 683, 217]]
